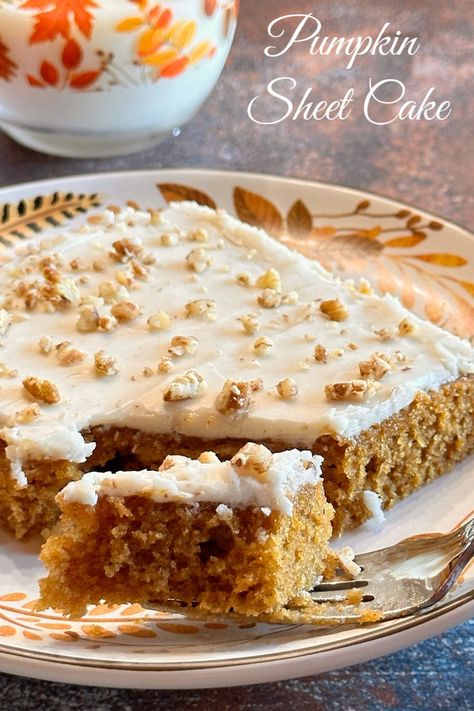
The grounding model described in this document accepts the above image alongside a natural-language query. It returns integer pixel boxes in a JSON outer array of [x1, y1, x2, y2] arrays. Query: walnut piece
[[239, 313, 261, 334], [158, 356, 175, 373], [160, 233, 179, 247], [168, 335, 199, 357], [76, 304, 99, 333], [94, 350, 118, 376], [111, 300, 140, 321], [325, 379, 381, 402], [110, 238, 143, 263], [253, 336, 273, 356], [398, 318, 419, 336], [23, 376, 61, 404], [374, 328, 394, 342], [0, 308, 12, 338], [185, 299, 217, 321], [313, 344, 328, 363], [38, 336, 53, 355], [164, 368, 208, 401], [147, 311, 172, 330], [188, 228, 209, 243], [56, 341, 87, 366], [256, 268, 281, 292], [319, 298, 348, 321], [257, 288, 282, 309], [359, 353, 391, 379], [15, 403, 41, 424], [215, 378, 263, 415], [276, 377, 298, 399], [231, 443, 273, 480], [235, 272, 251, 286], [198, 451, 220, 464], [0, 361, 18, 378], [186, 248, 211, 273]]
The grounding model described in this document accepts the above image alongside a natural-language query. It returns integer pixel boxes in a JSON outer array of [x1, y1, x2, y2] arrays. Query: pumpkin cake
[[39, 445, 336, 618], [0, 202, 472, 541]]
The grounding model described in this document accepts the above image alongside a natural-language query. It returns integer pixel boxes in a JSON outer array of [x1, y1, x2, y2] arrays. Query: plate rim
[[0, 167, 473, 240], [0, 167, 472, 684]]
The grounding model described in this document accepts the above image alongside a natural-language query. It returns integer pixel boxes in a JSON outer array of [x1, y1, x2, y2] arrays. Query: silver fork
[[147, 518, 474, 626], [300, 516, 474, 624]]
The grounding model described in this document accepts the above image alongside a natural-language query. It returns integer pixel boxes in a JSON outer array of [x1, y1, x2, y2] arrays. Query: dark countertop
[[0, 0, 472, 707]]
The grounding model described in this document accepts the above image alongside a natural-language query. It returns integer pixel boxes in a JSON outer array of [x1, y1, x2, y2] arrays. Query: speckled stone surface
[[0, 0, 472, 706]]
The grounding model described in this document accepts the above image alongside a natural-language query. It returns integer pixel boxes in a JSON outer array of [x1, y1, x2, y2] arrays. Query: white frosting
[[60, 449, 323, 515], [362, 490, 385, 532], [0, 201, 472, 485]]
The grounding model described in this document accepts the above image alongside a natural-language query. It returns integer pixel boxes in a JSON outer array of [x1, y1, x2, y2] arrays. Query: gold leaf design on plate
[[384, 233, 426, 248], [233, 186, 284, 237], [414, 253, 468, 267], [157, 183, 217, 209], [0, 192, 102, 247], [287, 199, 312, 238]]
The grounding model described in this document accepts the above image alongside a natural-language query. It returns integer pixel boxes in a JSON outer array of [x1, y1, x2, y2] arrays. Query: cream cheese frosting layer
[[0, 201, 472, 483], [60, 449, 322, 515]]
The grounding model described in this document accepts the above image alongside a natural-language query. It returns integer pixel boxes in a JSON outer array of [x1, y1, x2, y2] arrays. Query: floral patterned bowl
[[0, 0, 238, 157]]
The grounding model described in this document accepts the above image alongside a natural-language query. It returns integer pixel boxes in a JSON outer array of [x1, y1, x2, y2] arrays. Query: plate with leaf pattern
[[0, 169, 472, 689]]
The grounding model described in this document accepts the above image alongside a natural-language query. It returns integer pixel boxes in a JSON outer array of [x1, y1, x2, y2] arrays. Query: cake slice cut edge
[[38, 445, 337, 619]]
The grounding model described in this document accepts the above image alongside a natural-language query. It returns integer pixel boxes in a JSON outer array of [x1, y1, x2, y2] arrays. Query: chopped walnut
[[160, 233, 179, 247], [143, 366, 154, 377], [158, 356, 174, 373], [56, 341, 87, 366], [38, 336, 53, 355], [398, 318, 419, 336], [325, 379, 381, 402], [185, 299, 217, 321], [347, 342, 359, 351], [359, 353, 391, 379], [111, 301, 140, 321], [257, 288, 282, 309], [164, 368, 207, 401], [357, 278, 375, 296], [94, 350, 118, 376], [374, 327, 394, 342], [110, 238, 143, 263], [99, 280, 129, 303], [147, 311, 172, 331], [215, 378, 263, 415], [331, 348, 345, 359], [276, 377, 298, 399], [235, 272, 251, 286], [93, 260, 106, 272], [239, 313, 261, 334], [130, 258, 148, 280], [198, 451, 220, 464], [23, 376, 61, 404], [282, 290, 299, 305], [231, 443, 273, 480], [319, 298, 348, 321], [15, 403, 41, 424], [168, 335, 199, 357], [116, 268, 135, 289], [253, 336, 273, 356], [98, 314, 118, 332], [313, 344, 328, 363], [256, 268, 282, 292], [0, 362, 18, 378], [76, 304, 99, 333], [188, 228, 209, 243], [186, 248, 211, 273], [69, 257, 86, 271]]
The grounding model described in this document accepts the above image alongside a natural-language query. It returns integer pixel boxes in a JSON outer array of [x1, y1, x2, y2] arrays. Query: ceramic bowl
[[0, 0, 238, 157]]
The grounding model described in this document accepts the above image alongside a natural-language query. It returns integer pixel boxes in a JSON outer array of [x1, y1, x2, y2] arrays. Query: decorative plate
[[0, 169, 472, 689]]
